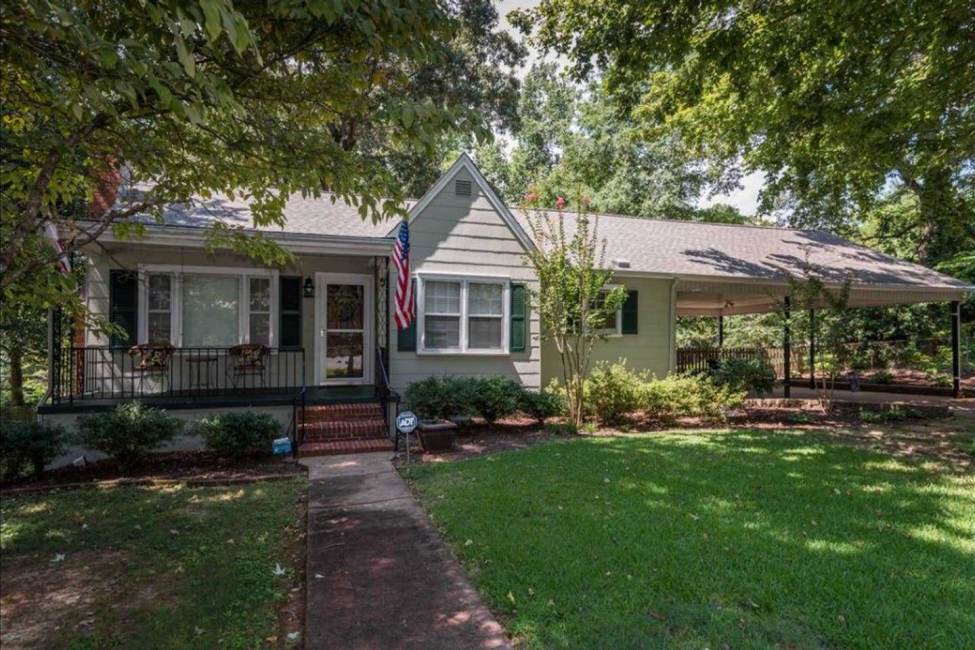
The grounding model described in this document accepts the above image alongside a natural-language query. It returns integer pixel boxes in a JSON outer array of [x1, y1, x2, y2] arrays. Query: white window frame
[[416, 273, 510, 355], [137, 264, 279, 348]]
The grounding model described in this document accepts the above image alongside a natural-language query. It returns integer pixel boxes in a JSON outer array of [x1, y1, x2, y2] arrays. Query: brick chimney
[[89, 156, 122, 218]]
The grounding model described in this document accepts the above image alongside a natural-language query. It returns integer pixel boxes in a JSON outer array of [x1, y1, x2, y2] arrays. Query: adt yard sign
[[396, 411, 418, 434]]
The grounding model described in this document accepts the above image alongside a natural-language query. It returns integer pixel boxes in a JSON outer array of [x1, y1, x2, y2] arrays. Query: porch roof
[[141, 190, 407, 239]]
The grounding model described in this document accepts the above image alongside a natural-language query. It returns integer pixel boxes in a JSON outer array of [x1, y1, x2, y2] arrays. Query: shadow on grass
[[410, 430, 975, 649]]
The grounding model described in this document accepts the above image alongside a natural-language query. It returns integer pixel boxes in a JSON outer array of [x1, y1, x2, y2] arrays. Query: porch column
[[717, 315, 725, 348], [808, 309, 816, 390], [951, 300, 962, 398], [783, 296, 791, 398]]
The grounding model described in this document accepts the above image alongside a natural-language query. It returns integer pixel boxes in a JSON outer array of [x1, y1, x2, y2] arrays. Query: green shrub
[[196, 411, 281, 457], [584, 361, 649, 423], [469, 376, 523, 423], [77, 402, 183, 464], [712, 358, 776, 396], [0, 420, 66, 481], [518, 389, 564, 423], [640, 374, 745, 421], [871, 369, 894, 384], [849, 353, 873, 372], [545, 421, 578, 436], [405, 376, 473, 422]]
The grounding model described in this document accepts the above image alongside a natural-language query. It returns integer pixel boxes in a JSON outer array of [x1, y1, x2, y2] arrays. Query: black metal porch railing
[[51, 346, 305, 404]]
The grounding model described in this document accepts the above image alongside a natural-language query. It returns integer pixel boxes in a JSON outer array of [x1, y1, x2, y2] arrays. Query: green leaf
[[175, 35, 195, 78], [402, 104, 414, 128], [200, 0, 222, 42]]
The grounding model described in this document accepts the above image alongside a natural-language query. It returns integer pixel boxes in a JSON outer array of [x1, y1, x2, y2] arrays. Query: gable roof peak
[[389, 153, 535, 251]]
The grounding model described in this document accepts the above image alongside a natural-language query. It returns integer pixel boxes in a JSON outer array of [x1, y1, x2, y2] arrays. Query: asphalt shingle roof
[[510, 209, 970, 291], [144, 191, 402, 238], [140, 190, 968, 292]]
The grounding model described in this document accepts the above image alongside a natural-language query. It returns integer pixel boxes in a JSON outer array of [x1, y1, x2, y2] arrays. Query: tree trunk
[[8, 345, 26, 407]]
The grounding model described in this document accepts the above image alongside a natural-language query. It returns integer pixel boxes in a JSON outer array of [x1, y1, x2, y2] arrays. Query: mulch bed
[[1, 451, 306, 494]]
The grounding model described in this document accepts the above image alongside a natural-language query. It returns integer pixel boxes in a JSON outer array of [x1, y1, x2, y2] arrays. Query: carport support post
[[783, 296, 791, 398], [808, 310, 816, 390], [951, 300, 961, 398], [718, 315, 724, 347]]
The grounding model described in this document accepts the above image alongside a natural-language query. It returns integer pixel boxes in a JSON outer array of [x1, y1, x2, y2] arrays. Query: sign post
[[395, 410, 418, 466]]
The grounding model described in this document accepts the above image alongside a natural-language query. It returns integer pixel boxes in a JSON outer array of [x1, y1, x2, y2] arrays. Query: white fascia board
[[389, 152, 537, 252], [83, 223, 395, 257]]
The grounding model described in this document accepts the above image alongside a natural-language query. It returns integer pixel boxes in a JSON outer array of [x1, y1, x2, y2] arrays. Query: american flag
[[45, 222, 71, 275], [392, 220, 414, 329]]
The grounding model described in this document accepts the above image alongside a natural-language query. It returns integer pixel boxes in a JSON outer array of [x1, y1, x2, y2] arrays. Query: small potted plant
[[404, 377, 465, 451]]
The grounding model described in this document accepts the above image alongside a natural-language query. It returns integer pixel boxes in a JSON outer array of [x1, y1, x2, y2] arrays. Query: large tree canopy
[[0, 0, 518, 308], [476, 63, 746, 221], [516, 0, 975, 269]]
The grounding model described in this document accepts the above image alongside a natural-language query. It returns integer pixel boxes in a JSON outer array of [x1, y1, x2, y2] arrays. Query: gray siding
[[388, 167, 541, 392], [541, 276, 677, 387]]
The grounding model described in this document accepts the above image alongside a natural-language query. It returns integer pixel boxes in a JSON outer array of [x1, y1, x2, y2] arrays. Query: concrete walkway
[[302, 453, 510, 650]]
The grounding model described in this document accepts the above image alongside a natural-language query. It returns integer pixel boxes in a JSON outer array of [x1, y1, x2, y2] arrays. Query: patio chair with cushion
[[128, 343, 175, 394], [229, 344, 268, 389]]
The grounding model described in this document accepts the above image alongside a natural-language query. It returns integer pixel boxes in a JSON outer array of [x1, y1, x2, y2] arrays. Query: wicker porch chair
[[229, 344, 269, 389]]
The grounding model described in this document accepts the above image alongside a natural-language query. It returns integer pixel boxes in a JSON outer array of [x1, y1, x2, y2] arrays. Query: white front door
[[315, 273, 373, 385]]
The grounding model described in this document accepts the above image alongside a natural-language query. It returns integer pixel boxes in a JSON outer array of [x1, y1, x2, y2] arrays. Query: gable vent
[[454, 179, 472, 196]]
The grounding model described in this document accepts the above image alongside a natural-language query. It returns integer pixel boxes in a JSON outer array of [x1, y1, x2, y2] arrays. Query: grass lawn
[[407, 429, 975, 649], [1, 477, 306, 649]]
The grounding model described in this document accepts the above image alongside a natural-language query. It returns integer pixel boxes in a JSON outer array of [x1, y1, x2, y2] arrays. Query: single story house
[[40, 154, 971, 455]]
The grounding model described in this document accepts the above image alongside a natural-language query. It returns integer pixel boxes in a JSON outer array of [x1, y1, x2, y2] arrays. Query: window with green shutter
[[109, 270, 138, 348], [279, 276, 302, 349], [510, 283, 528, 352], [621, 290, 638, 334], [397, 279, 417, 351]]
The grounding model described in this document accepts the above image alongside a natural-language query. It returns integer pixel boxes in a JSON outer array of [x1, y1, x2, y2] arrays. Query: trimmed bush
[[0, 420, 66, 481], [405, 376, 473, 422], [77, 402, 183, 464], [640, 374, 745, 421], [712, 358, 776, 396], [196, 411, 282, 457], [469, 376, 523, 423], [584, 361, 649, 423], [518, 389, 564, 424]]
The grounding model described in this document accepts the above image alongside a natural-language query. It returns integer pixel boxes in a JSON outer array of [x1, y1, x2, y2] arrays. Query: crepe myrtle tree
[[524, 193, 626, 426], [784, 259, 853, 410]]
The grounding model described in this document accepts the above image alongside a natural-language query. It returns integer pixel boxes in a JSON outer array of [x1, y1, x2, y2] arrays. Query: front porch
[[42, 243, 401, 456]]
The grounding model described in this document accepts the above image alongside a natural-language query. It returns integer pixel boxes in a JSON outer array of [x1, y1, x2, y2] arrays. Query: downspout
[[669, 278, 678, 374]]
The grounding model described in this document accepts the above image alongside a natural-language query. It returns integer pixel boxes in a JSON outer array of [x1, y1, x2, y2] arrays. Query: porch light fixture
[[303, 277, 314, 298]]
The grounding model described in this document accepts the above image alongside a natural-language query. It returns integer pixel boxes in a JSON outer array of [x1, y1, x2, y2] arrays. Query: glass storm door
[[318, 274, 372, 385]]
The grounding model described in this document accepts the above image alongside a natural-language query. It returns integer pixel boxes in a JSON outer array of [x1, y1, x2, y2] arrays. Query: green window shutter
[[397, 280, 417, 352], [621, 290, 638, 334], [279, 276, 302, 349], [109, 270, 138, 348], [510, 283, 528, 352]]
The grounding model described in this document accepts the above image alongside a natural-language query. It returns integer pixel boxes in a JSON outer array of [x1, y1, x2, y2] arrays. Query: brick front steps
[[299, 438, 394, 456], [298, 402, 392, 457]]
